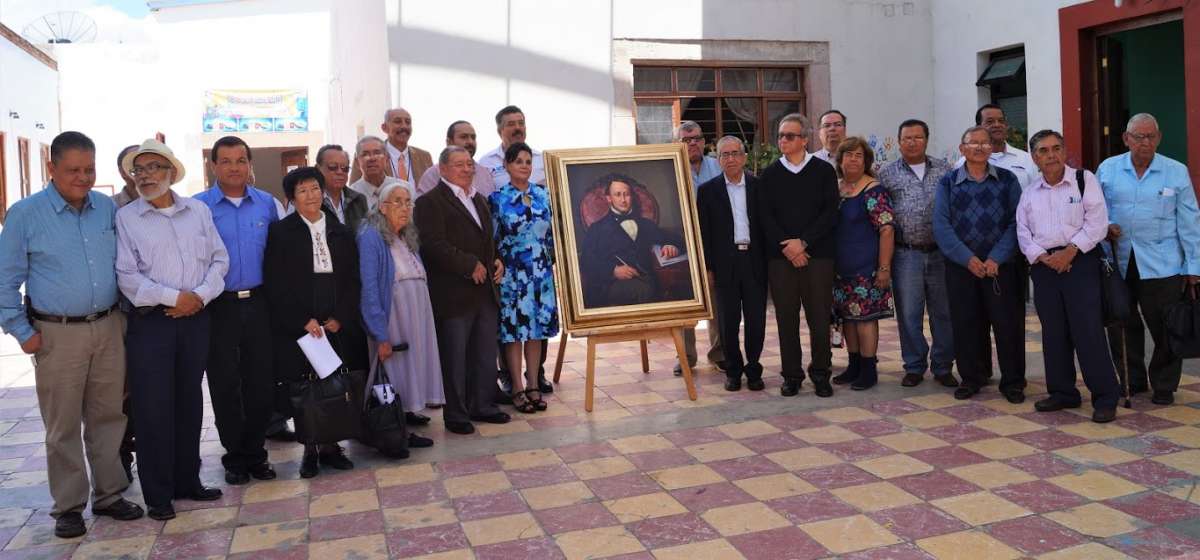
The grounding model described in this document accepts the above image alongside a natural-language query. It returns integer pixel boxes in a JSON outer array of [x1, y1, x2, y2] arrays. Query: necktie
[[396, 152, 408, 181]]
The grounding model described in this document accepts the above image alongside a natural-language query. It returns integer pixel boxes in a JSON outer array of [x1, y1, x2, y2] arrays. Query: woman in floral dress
[[489, 142, 559, 413], [831, 136, 895, 390]]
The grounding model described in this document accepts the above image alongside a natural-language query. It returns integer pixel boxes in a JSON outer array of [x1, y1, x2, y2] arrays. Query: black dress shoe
[[54, 512, 86, 538], [405, 412, 431, 426], [408, 433, 434, 448], [954, 385, 979, 400], [1004, 390, 1026, 404], [318, 447, 354, 470], [724, 378, 741, 392], [901, 374, 923, 387], [813, 378, 834, 398], [537, 371, 554, 394], [265, 428, 297, 442], [182, 487, 223, 502], [1152, 390, 1175, 405], [1035, 397, 1081, 412], [248, 462, 277, 480], [93, 499, 144, 521], [935, 374, 960, 388], [781, 379, 802, 397], [445, 421, 475, 435], [224, 469, 250, 485], [1092, 407, 1117, 423], [746, 378, 765, 391], [299, 452, 319, 479], [470, 412, 511, 424], [147, 505, 175, 521]]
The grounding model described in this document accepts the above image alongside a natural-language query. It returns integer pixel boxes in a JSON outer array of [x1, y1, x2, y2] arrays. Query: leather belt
[[31, 306, 114, 324], [217, 287, 261, 302], [898, 242, 938, 253]]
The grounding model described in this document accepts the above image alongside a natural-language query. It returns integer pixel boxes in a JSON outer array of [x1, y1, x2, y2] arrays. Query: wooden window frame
[[631, 61, 808, 149], [39, 144, 50, 186], [17, 138, 31, 199]]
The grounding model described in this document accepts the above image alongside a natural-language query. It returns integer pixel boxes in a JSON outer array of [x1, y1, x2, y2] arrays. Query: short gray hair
[[439, 145, 470, 165], [960, 125, 988, 144], [674, 120, 701, 140], [356, 135, 385, 155], [778, 113, 811, 136], [364, 181, 419, 252], [1126, 113, 1159, 133], [715, 135, 744, 153]]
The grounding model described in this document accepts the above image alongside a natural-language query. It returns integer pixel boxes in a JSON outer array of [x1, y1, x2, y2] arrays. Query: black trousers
[[127, 308, 208, 508], [206, 295, 274, 472], [767, 257, 835, 381], [717, 251, 767, 380], [437, 302, 504, 424], [1031, 252, 1119, 409], [1107, 251, 1185, 392], [945, 261, 1026, 392]]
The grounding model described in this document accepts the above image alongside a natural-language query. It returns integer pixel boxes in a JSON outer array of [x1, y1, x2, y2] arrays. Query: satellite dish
[[22, 11, 97, 45]]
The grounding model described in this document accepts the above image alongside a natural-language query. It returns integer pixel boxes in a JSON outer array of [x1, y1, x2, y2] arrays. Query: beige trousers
[[32, 311, 128, 516], [682, 281, 724, 366]]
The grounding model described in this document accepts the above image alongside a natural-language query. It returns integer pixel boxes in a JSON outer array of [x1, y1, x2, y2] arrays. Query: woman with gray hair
[[359, 181, 443, 449]]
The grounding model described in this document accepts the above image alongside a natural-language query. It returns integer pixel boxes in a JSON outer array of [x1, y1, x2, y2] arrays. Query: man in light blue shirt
[[193, 136, 281, 484], [0, 131, 143, 537], [1098, 113, 1200, 405], [675, 120, 724, 375]]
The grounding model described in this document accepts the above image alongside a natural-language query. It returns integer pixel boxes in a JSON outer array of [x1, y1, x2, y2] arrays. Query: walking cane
[[1108, 239, 1132, 409]]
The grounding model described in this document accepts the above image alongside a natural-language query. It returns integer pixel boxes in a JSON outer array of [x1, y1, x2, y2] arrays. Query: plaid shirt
[[877, 156, 952, 246]]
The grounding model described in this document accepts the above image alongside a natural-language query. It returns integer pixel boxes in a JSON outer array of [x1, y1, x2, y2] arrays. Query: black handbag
[[1075, 169, 1131, 326], [290, 332, 366, 445], [1165, 285, 1200, 359], [360, 353, 409, 457]]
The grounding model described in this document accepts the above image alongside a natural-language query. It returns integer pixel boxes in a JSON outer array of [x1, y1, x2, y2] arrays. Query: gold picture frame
[[545, 143, 713, 334]]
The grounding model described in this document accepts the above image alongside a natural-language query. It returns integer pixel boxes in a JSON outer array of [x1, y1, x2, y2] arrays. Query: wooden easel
[[552, 321, 699, 412]]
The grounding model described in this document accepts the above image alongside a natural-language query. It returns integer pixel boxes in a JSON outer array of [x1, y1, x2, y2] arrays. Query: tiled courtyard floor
[[1, 308, 1200, 559]]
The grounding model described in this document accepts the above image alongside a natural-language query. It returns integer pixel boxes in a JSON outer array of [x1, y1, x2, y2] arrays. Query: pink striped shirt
[[1016, 166, 1108, 264]]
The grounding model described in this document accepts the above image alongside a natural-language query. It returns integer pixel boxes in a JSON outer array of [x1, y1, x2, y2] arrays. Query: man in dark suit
[[414, 146, 510, 435], [697, 136, 767, 392], [580, 175, 685, 308]]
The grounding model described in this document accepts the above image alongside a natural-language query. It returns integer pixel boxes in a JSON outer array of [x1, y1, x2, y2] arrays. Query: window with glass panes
[[632, 63, 806, 151]]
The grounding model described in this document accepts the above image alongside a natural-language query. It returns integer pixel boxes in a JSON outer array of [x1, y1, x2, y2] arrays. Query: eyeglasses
[[382, 200, 414, 209], [324, 164, 351, 173], [360, 151, 386, 159], [130, 162, 172, 177], [778, 133, 805, 141], [962, 142, 989, 150], [680, 136, 705, 144], [718, 151, 745, 159], [1127, 132, 1158, 144]]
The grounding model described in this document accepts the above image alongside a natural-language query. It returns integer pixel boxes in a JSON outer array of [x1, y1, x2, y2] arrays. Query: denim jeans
[[892, 248, 954, 377]]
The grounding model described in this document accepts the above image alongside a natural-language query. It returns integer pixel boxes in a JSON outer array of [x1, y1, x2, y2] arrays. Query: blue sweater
[[933, 165, 1022, 267], [357, 226, 395, 343]]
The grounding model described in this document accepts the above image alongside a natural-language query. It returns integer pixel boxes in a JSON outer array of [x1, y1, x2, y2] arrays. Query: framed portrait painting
[[545, 143, 713, 333]]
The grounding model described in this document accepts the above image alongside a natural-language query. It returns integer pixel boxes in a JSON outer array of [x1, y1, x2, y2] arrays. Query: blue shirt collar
[[45, 182, 96, 214], [209, 183, 261, 206], [1117, 151, 1163, 175], [953, 163, 999, 185]]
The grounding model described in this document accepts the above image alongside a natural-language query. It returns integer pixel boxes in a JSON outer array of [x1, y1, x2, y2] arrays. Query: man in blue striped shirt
[[0, 131, 144, 537], [193, 136, 281, 485]]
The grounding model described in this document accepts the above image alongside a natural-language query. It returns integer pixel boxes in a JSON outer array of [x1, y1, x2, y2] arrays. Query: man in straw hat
[[116, 138, 229, 521], [0, 131, 144, 538]]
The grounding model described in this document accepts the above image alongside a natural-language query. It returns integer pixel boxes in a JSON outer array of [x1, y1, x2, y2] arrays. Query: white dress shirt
[[386, 142, 414, 181], [478, 144, 546, 187], [446, 180, 481, 227], [725, 173, 751, 244], [300, 212, 334, 273], [350, 175, 405, 211], [780, 152, 814, 174], [956, 143, 1038, 190], [811, 148, 832, 163]]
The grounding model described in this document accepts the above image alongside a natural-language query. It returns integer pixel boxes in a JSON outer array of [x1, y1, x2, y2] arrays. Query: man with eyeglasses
[[675, 120, 726, 376], [1098, 113, 1200, 406], [934, 126, 1025, 403], [697, 136, 766, 392], [878, 119, 958, 389], [194, 135, 280, 486], [759, 113, 840, 398], [811, 110, 847, 163], [351, 136, 406, 210], [416, 120, 496, 198], [956, 104, 1038, 190], [316, 144, 368, 232]]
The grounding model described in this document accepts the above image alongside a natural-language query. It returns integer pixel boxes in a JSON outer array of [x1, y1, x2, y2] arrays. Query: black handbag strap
[[363, 358, 393, 411]]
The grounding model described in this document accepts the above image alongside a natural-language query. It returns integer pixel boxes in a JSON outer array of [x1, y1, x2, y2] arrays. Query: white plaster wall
[[930, 0, 1088, 158], [55, 0, 336, 195], [0, 37, 59, 210]]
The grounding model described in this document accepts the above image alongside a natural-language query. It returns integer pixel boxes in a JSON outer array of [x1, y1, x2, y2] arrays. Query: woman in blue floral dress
[[831, 137, 895, 391], [489, 142, 559, 413]]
